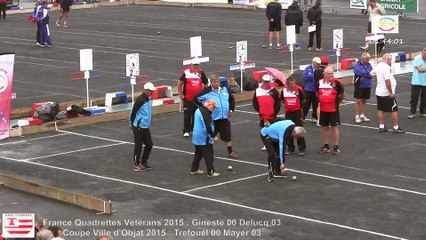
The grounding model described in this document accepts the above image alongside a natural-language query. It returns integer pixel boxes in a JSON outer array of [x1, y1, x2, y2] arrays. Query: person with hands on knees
[[260, 119, 306, 181], [191, 100, 220, 177]]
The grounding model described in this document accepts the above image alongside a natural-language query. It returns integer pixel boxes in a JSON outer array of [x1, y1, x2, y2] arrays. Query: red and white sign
[[2, 213, 35, 238]]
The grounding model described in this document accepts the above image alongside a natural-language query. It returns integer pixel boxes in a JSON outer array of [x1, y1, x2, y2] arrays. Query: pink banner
[[0, 53, 15, 140]]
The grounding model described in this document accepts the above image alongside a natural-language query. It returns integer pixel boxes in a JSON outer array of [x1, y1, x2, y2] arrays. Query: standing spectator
[[408, 48, 426, 119], [266, 0, 282, 50], [191, 100, 220, 177], [195, 74, 239, 159], [373, 54, 404, 133], [130, 82, 156, 172], [281, 76, 306, 155], [285, 0, 303, 50], [56, 0, 73, 28], [302, 57, 321, 123], [32, 1, 52, 47], [260, 120, 306, 180], [313, 56, 329, 127], [354, 52, 373, 123], [307, 0, 322, 51], [47, 226, 64, 240], [0, 0, 6, 21], [253, 74, 281, 150], [177, 57, 208, 137], [360, 0, 386, 52], [317, 67, 345, 155]]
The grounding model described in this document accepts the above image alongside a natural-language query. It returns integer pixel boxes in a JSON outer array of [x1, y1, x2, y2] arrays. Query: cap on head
[[206, 99, 217, 108], [312, 57, 321, 64], [321, 56, 329, 64], [191, 57, 200, 65], [144, 82, 156, 92], [262, 74, 272, 82]]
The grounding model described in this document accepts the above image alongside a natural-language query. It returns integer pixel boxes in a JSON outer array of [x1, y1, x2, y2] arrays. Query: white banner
[[190, 36, 202, 57], [372, 15, 399, 34], [80, 49, 93, 71], [350, 0, 368, 9], [286, 25, 296, 45]]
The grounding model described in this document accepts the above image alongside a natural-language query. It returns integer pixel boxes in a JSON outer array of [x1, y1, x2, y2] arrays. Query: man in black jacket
[[307, 0, 322, 51], [285, 0, 303, 50], [266, 0, 282, 50]]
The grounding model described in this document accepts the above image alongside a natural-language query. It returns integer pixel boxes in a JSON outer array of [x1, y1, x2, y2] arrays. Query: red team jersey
[[281, 85, 305, 112], [254, 87, 280, 121], [179, 68, 207, 101], [317, 78, 344, 112]]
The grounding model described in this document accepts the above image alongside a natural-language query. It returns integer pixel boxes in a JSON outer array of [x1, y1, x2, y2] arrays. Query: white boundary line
[[0, 155, 408, 240], [56, 130, 426, 196], [0, 133, 68, 146], [22, 143, 126, 162], [182, 173, 268, 193]]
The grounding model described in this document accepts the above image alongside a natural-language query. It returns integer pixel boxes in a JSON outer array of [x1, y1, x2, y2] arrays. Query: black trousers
[[260, 134, 281, 175], [132, 127, 153, 166], [0, 3, 6, 19], [410, 85, 426, 114], [183, 100, 197, 134], [308, 26, 322, 48], [36, 22, 41, 43], [286, 110, 306, 152], [303, 91, 318, 120], [192, 144, 215, 175]]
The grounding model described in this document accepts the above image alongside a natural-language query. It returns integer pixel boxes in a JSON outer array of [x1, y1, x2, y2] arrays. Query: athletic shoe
[[229, 152, 239, 159], [295, 46, 302, 50], [299, 151, 305, 156], [143, 165, 155, 170], [207, 172, 220, 178], [261, 146, 267, 151], [312, 118, 318, 123], [332, 146, 341, 155], [355, 117, 361, 123], [269, 44, 273, 50], [359, 46, 368, 51], [190, 169, 205, 175], [408, 113, 415, 119], [316, 48, 323, 51], [378, 127, 388, 133], [63, 24, 68, 28], [133, 165, 143, 172], [392, 128, 405, 134], [307, 47, 313, 51], [318, 146, 330, 154], [183, 132, 190, 137], [361, 116, 370, 122], [285, 149, 293, 155], [56, 20, 60, 27], [276, 43, 281, 50], [316, 122, 321, 127], [36, 42, 41, 46]]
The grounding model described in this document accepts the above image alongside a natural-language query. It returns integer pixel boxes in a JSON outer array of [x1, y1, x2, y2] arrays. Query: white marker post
[[333, 29, 343, 75], [236, 41, 248, 93], [183, 36, 210, 66], [79, 49, 93, 108], [286, 25, 296, 74], [126, 53, 140, 105]]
